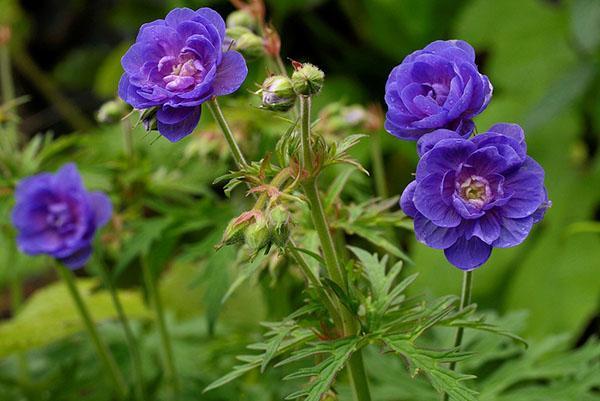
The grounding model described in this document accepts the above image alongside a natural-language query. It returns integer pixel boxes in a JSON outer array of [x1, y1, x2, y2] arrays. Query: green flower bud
[[270, 205, 290, 247], [226, 27, 264, 60], [244, 216, 271, 252], [260, 75, 296, 112], [292, 63, 325, 96], [96, 99, 130, 123], [225, 26, 251, 42], [139, 107, 158, 131], [217, 210, 261, 249], [226, 10, 257, 31]]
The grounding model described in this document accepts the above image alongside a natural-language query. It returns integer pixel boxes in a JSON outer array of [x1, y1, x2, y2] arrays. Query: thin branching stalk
[[208, 98, 321, 317], [207, 98, 248, 168], [56, 264, 128, 400], [95, 255, 146, 401], [140, 255, 179, 399], [210, 93, 370, 399], [442, 270, 473, 401], [299, 95, 372, 401]]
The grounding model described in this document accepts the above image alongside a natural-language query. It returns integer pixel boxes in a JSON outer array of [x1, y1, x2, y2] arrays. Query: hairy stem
[[95, 256, 145, 401], [442, 270, 473, 401], [56, 264, 128, 399], [141, 256, 179, 399], [299, 95, 372, 401], [207, 98, 248, 168]]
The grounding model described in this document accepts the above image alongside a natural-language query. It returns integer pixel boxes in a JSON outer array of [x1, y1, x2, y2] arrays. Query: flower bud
[[226, 10, 257, 31], [226, 27, 264, 60], [217, 210, 261, 249], [270, 205, 290, 247], [260, 75, 296, 112], [244, 215, 272, 252], [139, 107, 158, 131], [96, 99, 130, 123], [292, 63, 325, 96]]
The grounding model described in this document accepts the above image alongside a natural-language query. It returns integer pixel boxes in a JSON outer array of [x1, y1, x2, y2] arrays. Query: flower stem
[[95, 256, 145, 401], [0, 44, 15, 104], [442, 270, 473, 401], [140, 256, 179, 399], [287, 243, 341, 327], [55, 264, 128, 399], [370, 130, 388, 198], [299, 95, 372, 401], [207, 98, 248, 169], [5, 227, 32, 395], [210, 93, 371, 400]]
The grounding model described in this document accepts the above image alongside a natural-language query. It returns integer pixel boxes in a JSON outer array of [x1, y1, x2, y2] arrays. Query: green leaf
[[565, 220, 600, 235], [112, 217, 173, 279], [383, 336, 478, 401], [0, 279, 150, 357], [204, 321, 315, 393], [279, 336, 366, 401], [338, 221, 413, 264], [323, 167, 355, 210], [571, 0, 600, 53], [524, 62, 596, 131]]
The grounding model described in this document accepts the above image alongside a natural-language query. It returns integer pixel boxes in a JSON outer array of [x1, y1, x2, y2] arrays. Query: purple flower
[[118, 8, 248, 142], [11, 164, 112, 269], [400, 124, 550, 270], [384, 40, 492, 141]]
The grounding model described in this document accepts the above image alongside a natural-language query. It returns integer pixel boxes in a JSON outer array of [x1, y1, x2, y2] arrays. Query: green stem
[[370, 130, 388, 198], [299, 95, 372, 401], [0, 45, 15, 104], [0, 43, 18, 154], [210, 93, 371, 400], [11, 46, 93, 132], [207, 98, 248, 169], [121, 118, 134, 164], [274, 54, 288, 77], [56, 264, 128, 399], [287, 243, 341, 327], [95, 257, 145, 401], [442, 270, 473, 401], [141, 256, 179, 399], [4, 228, 31, 395]]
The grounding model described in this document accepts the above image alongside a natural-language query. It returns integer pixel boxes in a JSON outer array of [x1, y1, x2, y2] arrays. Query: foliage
[[0, 0, 598, 400]]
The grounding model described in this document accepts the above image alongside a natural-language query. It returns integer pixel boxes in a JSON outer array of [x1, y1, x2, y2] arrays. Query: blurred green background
[[0, 0, 599, 396]]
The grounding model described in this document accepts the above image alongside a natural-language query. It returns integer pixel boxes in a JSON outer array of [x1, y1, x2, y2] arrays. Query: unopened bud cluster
[[218, 206, 291, 258], [225, 10, 263, 60], [259, 62, 325, 111]]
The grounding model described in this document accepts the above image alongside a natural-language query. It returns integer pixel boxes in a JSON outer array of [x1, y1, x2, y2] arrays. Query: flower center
[[47, 202, 72, 230], [160, 53, 206, 91], [425, 83, 449, 105], [459, 175, 491, 207]]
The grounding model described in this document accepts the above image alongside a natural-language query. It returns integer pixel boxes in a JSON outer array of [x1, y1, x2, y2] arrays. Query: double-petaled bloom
[[11, 164, 112, 269], [400, 124, 550, 270], [119, 8, 248, 142], [384, 40, 492, 140]]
